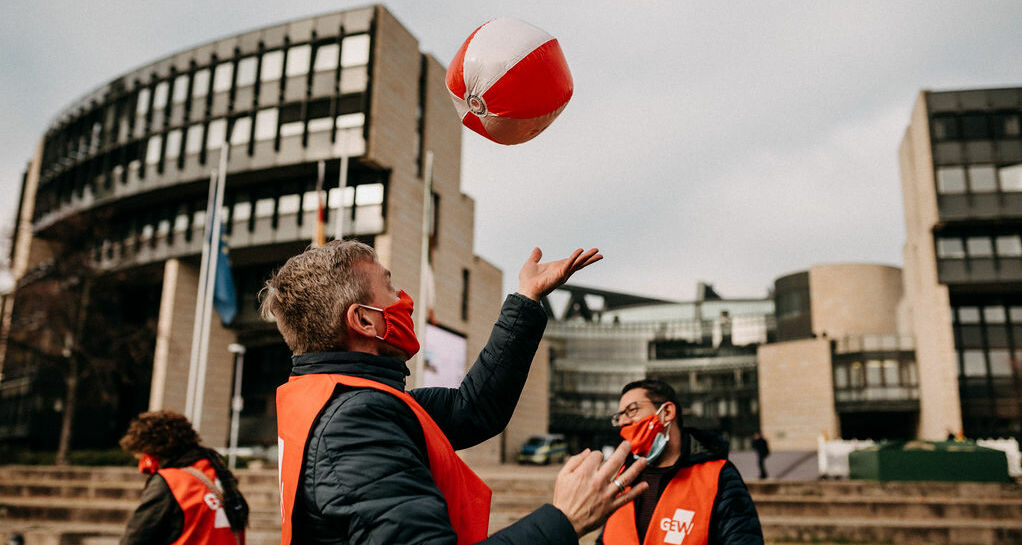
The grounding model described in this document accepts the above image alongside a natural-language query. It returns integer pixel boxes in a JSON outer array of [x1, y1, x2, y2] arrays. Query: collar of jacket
[[680, 427, 730, 466], [290, 350, 411, 391]]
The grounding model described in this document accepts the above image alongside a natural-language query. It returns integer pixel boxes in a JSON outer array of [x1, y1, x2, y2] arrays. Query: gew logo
[[659, 508, 695, 544]]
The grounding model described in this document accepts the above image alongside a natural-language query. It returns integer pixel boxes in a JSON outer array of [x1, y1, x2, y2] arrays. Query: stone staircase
[[2, 464, 1021, 545]]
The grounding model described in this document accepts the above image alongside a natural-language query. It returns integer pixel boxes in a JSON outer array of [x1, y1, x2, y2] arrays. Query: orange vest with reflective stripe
[[276, 374, 492, 545], [158, 459, 243, 545], [603, 459, 726, 545]]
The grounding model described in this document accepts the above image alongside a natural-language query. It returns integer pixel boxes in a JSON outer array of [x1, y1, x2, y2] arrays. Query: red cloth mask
[[618, 405, 666, 457], [359, 290, 420, 359], [138, 454, 160, 475]]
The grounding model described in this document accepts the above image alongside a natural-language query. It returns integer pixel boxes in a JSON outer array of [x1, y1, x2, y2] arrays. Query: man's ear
[[345, 304, 377, 338], [663, 401, 677, 424]]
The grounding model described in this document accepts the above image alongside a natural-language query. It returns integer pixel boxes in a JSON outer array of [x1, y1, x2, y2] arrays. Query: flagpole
[[185, 168, 219, 423], [192, 138, 230, 432], [414, 151, 433, 388], [333, 130, 350, 241]]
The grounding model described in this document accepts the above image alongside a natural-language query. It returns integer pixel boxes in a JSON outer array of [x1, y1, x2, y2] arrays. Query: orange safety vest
[[603, 459, 726, 545], [159, 459, 244, 545], [276, 373, 492, 545]]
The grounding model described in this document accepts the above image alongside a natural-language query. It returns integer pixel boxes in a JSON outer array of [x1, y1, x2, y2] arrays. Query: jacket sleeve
[[708, 462, 764, 545], [119, 475, 182, 545], [412, 293, 548, 450], [307, 389, 577, 545]]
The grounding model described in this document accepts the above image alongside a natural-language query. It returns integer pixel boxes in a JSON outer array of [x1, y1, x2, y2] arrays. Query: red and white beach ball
[[446, 18, 573, 145]]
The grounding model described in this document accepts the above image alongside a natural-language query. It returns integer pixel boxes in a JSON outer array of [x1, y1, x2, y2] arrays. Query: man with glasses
[[597, 379, 763, 545]]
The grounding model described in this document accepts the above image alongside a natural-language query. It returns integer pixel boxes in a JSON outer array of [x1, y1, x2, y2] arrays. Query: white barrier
[[976, 437, 1021, 478], [817, 436, 875, 478]]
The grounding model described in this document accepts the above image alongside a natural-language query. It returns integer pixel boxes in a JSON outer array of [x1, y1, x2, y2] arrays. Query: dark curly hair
[[119, 410, 202, 460]]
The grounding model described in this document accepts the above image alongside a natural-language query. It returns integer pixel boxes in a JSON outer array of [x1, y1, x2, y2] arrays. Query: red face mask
[[618, 404, 666, 457], [138, 454, 160, 475], [360, 290, 420, 359]]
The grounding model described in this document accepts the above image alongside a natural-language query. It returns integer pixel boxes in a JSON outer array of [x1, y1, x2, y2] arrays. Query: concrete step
[[760, 515, 1022, 545], [753, 494, 1022, 519], [747, 479, 1022, 499]]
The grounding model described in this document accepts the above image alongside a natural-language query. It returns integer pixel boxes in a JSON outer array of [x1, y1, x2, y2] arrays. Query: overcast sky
[[2, 1, 1021, 301]]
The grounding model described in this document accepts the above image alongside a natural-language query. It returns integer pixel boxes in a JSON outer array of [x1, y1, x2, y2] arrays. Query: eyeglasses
[[610, 401, 657, 426]]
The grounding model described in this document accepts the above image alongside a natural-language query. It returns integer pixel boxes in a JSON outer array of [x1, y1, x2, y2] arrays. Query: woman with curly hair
[[119, 410, 249, 545]]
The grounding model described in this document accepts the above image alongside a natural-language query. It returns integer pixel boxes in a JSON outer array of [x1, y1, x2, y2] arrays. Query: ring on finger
[[611, 478, 625, 493]]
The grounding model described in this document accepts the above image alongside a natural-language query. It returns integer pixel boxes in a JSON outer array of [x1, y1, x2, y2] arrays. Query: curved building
[[0, 6, 505, 457]]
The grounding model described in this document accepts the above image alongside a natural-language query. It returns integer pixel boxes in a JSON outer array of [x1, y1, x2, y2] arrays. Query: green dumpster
[[848, 440, 1011, 482]]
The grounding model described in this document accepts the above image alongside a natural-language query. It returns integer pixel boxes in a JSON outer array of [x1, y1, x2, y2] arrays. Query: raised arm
[[413, 248, 602, 448]]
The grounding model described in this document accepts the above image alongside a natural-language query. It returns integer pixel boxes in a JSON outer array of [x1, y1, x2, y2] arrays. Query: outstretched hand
[[552, 441, 648, 537], [517, 247, 602, 301]]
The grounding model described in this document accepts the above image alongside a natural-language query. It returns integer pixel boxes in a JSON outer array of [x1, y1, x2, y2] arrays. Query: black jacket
[[120, 448, 248, 545], [291, 293, 577, 545], [596, 428, 764, 545]]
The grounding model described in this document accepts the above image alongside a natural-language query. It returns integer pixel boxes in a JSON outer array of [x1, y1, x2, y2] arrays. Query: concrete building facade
[[0, 6, 520, 460], [899, 87, 1022, 441], [759, 264, 917, 450]]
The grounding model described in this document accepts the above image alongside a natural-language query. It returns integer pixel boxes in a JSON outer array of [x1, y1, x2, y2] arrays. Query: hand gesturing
[[517, 247, 602, 301]]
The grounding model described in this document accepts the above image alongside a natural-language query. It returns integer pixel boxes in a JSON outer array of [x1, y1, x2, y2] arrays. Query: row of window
[[931, 111, 1021, 142], [43, 34, 371, 174], [958, 348, 1021, 378], [935, 164, 1022, 194], [833, 359, 919, 389], [954, 305, 1022, 325], [92, 182, 385, 260], [35, 103, 366, 221], [936, 234, 1022, 259]]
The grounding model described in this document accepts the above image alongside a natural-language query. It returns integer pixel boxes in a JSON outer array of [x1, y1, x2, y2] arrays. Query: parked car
[[517, 434, 569, 465]]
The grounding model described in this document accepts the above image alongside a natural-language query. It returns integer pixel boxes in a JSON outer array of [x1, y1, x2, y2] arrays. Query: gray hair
[[259, 240, 377, 354]]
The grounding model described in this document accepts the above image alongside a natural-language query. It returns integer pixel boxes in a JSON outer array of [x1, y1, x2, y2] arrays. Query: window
[[185, 124, 204, 155], [254, 109, 278, 141], [337, 112, 365, 129], [308, 117, 333, 132], [355, 183, 384, 205], [341, 35, 370, 67], [992, 112, 1020, 138], [280, 120, 304, 137], [136, 87, 151, 115], [936, 167, 966, 194], [849, 362, 863, 387], [931, 114, 959, 141], [960, 114, 989, 139], [236, 57, 258, 87], [164, 129, 182, 160], [279, 194, 301, 215], [314, 43, 340, 72], [254, 197, 275, 218], [966, 237, 993, 257], [833, 364, 848, 388], [261, 50, 284, 82], [936, 237, 965, 258], [231, 116, 252, 145], [172, 74, 190, 103], [206, 119, 227, 150], [984, 306, 1006, 324], [957, 307, 981, 324], [968, 165, 997, 192], [989, 350, 1013, 377], [286, 45, 312, 77], [192, 69, 210, 99], [1000, 164, 1022, 192], [213, 62, 234, 93], [152, 81, 169, 110], [883, 360, 899, 385], [233, 201, 252, 222], [995, 235, 1022, 257], [145, 135, 163, 165], [961, 350, 986, 376], [866, 360, 883, 385]]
